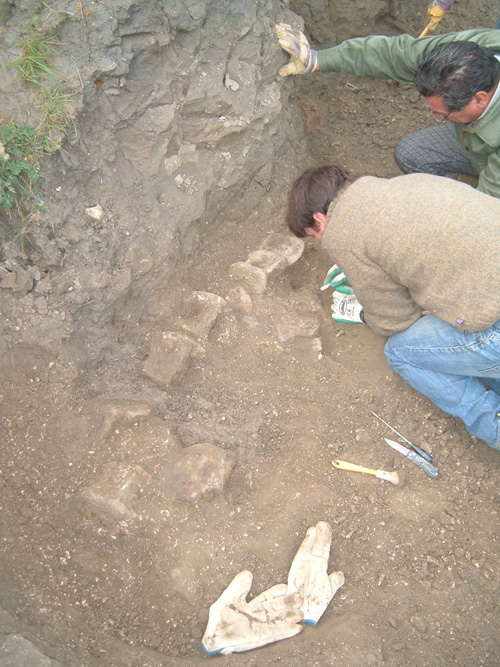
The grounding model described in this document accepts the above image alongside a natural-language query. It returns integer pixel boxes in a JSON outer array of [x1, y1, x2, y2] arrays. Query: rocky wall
[[0, 0, 306, 353]]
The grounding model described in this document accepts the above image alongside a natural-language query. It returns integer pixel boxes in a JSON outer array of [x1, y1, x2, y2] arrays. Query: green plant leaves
[[1, 25, 74, 234], [0, 123, 44, 212]]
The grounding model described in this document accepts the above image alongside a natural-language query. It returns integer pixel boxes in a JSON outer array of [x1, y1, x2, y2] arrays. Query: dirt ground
[[2, 3, 500, 666]]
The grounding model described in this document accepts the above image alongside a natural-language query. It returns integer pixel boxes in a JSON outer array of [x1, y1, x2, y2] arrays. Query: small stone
[[35, 296, 48, 314], [229, 261, 267, 295], [85, 204, 104, 221], [276, 314, 320, 342], [144, 331, 205, 385], [225, 285, 253, 315], [472, 464, 486, 479], [224, 74, 239, 91], [159, 442, 236, 502], [246, 249, 284, 277], [259, 232, 304, 266], [80, 461, 151, 524], [91, 399, 152, 441], [164, 155, 182, 176], [175, 291, 226, 340], [411, 616, 427, 633], [0, 269, 34, 295]]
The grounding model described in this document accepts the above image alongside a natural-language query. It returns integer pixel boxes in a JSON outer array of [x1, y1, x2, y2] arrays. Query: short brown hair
[[287, 165, 358, 237]]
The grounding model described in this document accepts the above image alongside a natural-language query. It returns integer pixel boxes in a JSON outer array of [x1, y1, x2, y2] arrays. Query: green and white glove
[[331, 286, 364, 324], [275, 23, 318, 77], [287, 521, 345, 625], [321, 264, 349, 291], [202, 570, 303, 656], [321, 264, 364, 324]]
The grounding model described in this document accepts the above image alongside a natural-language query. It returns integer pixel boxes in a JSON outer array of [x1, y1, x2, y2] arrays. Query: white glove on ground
[[287, 521, 345, 625], [202, 570, 303, 655]]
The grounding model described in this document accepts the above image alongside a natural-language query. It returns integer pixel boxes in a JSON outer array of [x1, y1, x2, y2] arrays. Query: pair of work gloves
[[202, 521, 344, 656], [322, 264, 364, 324], [275, 2, 453, 80]]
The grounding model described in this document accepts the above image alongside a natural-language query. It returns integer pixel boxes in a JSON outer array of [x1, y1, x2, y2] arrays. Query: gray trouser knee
[[394, 123, 478, 179]]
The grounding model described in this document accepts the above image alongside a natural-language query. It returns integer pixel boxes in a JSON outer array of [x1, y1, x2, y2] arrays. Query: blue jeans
[[384, 315, 500, 450]]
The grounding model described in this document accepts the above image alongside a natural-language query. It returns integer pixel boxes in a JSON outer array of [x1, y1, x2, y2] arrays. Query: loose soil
[[1, 3, 500, 666]]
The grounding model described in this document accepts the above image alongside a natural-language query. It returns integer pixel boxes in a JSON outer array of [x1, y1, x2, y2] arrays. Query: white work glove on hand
[[275, 23, 317, 77], [202, 570, 304, 656], [331, 285, 364, 324], [321, 264, 349, 291], [322, 265, 364, 324], [287, 521, 345, 625]]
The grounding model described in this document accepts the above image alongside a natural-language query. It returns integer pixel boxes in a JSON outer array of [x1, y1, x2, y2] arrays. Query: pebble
[[411, 616, 427, 633], [85, 204, 104, 221]]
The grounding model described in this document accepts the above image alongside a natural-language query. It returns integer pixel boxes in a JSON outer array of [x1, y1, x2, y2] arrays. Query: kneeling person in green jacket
[[276, 24, 500, 199], [287, 165, 500, 450]]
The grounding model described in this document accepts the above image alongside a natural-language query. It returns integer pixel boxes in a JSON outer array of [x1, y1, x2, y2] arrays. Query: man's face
[[422, 93, 491, 124], [305, 212, 326, 241], [304, 226, 324, 241]]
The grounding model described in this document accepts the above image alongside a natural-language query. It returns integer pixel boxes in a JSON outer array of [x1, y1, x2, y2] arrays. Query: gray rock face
[[0, 635, 60, 666], [0, 0, 305, 349]]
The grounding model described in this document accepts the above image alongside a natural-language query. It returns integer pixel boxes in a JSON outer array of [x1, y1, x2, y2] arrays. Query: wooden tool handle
[[332, 459, 377, 476], [419, 23, 431, 38]]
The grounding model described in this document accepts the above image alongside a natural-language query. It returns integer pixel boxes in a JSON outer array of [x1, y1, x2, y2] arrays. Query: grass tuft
[[2, 24, 75, 249], [12, 31, 56, 87], [37, 85, 75, 152]]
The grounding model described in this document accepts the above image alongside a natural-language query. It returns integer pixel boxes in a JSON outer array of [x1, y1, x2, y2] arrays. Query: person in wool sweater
[[287, 164, 500, 450]]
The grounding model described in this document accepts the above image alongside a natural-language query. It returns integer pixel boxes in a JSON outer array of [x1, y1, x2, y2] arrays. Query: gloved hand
[[426, 4, 447, 32], [321, 264, 349, 291], [287, 521, 345, 625], [275, 23, 318, 77], [331, 286, 364, 324], [202, 570, 304, 656]]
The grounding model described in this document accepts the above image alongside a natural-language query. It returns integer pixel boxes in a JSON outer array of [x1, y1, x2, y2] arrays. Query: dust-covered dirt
[[1, 1, 500, 666]]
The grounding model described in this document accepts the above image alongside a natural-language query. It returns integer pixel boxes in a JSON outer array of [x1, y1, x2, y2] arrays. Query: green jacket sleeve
[[316, 30, 500, 82], [477, 149, 500, 198]]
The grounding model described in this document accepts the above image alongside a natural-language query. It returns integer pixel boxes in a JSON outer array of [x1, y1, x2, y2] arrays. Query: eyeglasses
[[427, 108, 452, 123], [421, 98, 452, 123]]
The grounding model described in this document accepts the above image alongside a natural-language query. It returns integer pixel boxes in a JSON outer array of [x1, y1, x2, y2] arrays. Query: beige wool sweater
[[321, 173, 500, 337]]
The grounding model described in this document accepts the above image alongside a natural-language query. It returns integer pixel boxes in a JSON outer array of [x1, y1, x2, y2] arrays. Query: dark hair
[[415, 41, 500, 111], [287, 165, 358, 237]]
